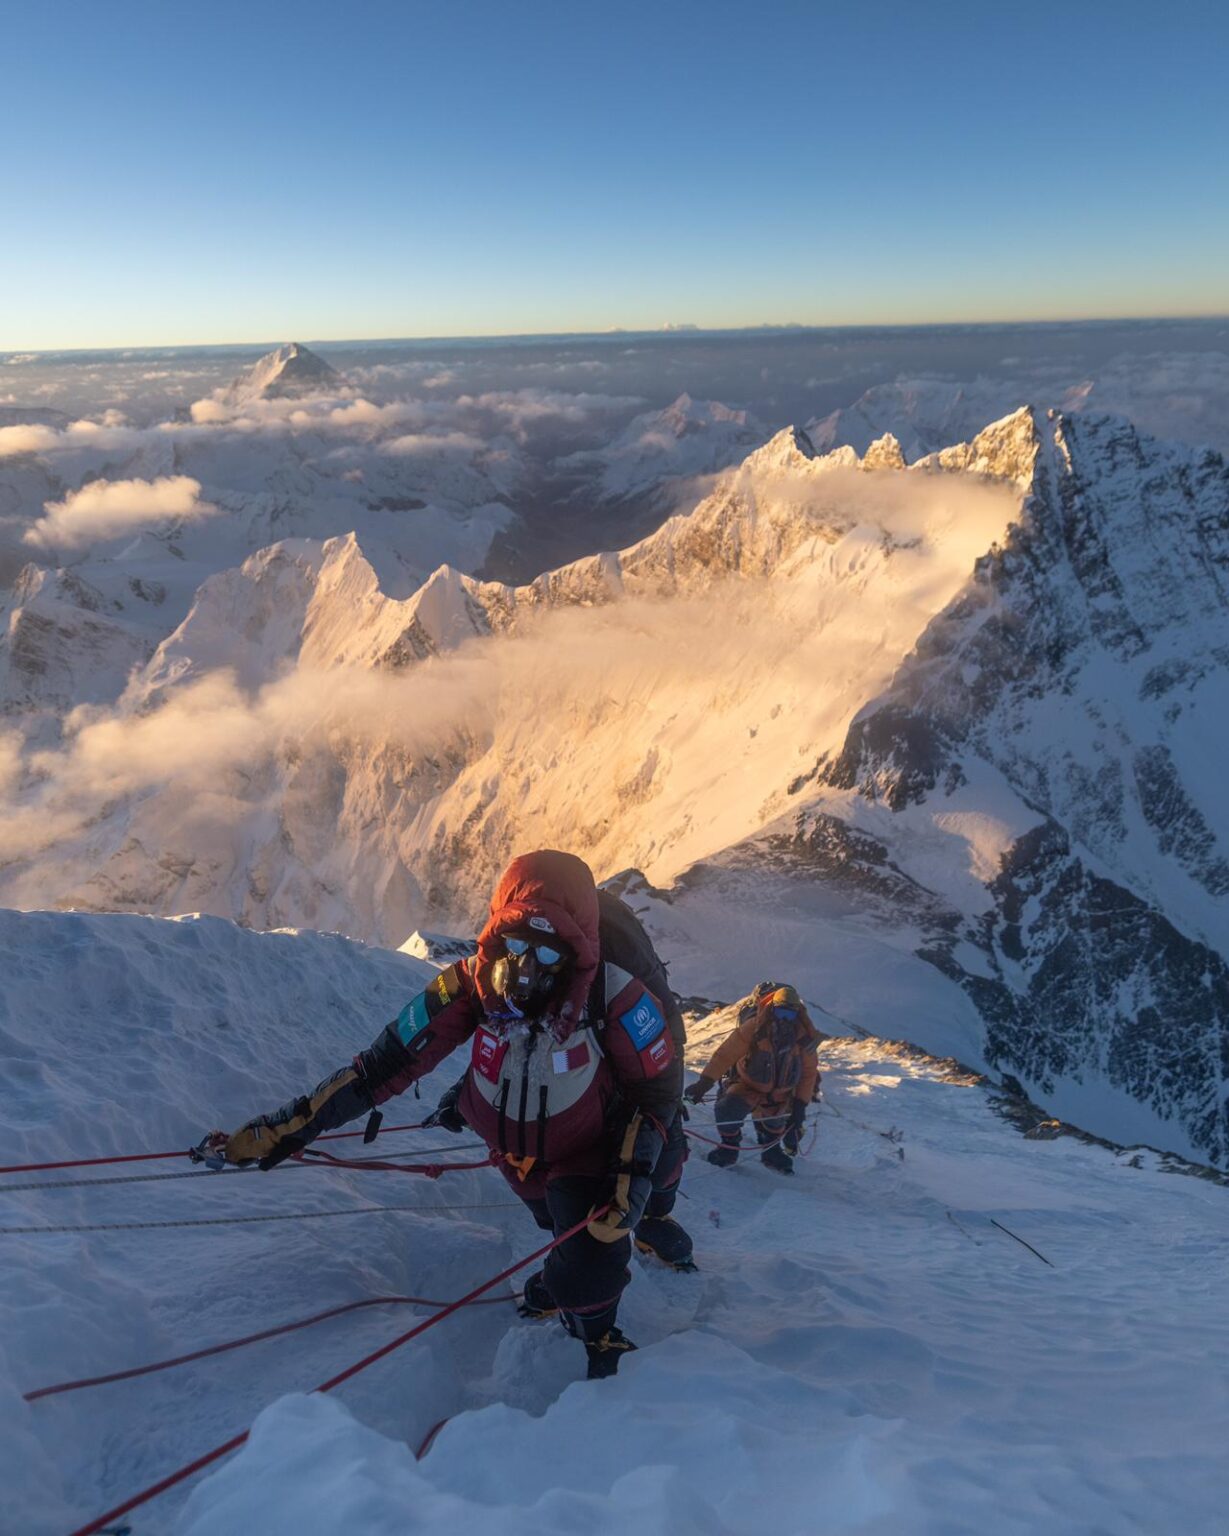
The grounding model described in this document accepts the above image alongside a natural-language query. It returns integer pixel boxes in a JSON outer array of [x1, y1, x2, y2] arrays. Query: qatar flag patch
[[472, 1029, 508, 1083], [552, 1041, 591, 1074], [639, 1031, 673, 1076]]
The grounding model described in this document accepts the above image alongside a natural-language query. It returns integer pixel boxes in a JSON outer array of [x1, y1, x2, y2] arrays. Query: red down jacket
[[223, 851, 683, 1198]]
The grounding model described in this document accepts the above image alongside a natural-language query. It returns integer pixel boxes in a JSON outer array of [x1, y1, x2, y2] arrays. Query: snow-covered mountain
[[220, 341, 340, 405], [785, 408, 1229, 1166], [811, 362, 1229, 461], [2, 909, 1226, 1534], [0, 563, 158, 721], [2, 406, 1226, 1167], [554, 393, 766, 505], [648, 408, 1229, 1165], [808, 378, 1022, 461], [0, 414, 1022, 928], [0, 351, 523, 719]]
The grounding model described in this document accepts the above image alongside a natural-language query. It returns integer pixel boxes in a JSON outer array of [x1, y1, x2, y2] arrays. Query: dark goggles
[[773, 1007, 799, 1021], [504, 935, 569, 968]]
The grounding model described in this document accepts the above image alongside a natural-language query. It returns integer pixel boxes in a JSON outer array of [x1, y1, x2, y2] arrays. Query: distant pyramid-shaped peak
[[224, 342, 340, 405], [742, 424, 817, 473]]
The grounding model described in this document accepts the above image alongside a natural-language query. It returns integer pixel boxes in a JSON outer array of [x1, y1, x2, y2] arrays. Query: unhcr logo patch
[[620, 994, 665, 1049]]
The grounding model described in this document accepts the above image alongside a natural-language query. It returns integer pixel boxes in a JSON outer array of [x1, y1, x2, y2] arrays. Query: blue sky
[[2, 0, 1226, 348]]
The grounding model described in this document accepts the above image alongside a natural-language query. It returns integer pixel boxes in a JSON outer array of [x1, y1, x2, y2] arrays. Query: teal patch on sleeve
[[396, 992, 432, 1047]]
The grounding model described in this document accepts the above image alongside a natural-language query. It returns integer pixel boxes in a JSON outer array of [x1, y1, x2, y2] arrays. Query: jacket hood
[[756, 985, 821, 1041], [474, 849, 601, 1034]]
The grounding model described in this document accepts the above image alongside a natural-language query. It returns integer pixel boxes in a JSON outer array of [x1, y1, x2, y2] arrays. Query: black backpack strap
[[586, 963, 607, 1024]]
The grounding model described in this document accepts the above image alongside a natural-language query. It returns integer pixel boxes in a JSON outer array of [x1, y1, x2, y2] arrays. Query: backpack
[[589, 887, 686, 1049]]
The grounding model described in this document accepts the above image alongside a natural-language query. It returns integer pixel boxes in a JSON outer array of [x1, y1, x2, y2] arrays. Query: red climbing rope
[[0, 1121, 433, 1177], [415, 1416, 451, 1459], [66, 1205, 608, 1536], [26, 1290, 521, 1403]]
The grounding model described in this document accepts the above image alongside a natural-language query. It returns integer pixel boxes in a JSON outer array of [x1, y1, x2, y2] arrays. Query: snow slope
[[1, 910, 1225, 1535]]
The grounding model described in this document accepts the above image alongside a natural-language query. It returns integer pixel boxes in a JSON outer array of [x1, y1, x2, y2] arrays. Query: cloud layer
[[23, 475, 220, 551]]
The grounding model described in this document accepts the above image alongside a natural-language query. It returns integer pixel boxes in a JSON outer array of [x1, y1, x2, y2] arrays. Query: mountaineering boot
[[516, 1269, 559, 1320], [760, 1143, 795, 1176], [585, 1326, 637, 1379], [634, 1213, 697, 1272], [705, 1143, 738, 1168]]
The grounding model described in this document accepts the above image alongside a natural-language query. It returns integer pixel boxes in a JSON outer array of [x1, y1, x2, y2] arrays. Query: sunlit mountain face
[[1, 320, 1227, 1168]]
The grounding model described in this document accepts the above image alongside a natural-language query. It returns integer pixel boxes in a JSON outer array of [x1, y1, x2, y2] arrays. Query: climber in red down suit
[[203, 850, 686, 1378]]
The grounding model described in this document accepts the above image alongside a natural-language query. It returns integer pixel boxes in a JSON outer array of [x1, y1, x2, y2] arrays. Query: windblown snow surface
[[2, 911, 1226, 1535]]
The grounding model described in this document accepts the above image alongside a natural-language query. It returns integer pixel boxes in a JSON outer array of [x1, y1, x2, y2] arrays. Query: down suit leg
[[518, 1176, 631, 1341]]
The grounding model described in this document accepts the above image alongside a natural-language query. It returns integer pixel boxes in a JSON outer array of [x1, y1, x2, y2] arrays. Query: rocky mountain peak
[[223, 342, 340, 406], [923, 405, 1042, 487], [742, 424, 816, 475], [860, 432, 907, 470]]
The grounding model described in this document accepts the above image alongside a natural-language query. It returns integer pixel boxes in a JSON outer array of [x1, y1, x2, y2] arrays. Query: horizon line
[[4, 311, 1228, 360]]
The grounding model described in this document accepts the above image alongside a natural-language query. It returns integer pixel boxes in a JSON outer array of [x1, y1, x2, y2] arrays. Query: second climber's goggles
[[504, 934, 569, 969]]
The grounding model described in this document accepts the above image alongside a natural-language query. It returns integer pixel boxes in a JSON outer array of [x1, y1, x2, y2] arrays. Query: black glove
[[683, 1075, 713, 1105], [783, 1100, 806, 1156], [423, 1077, 467, 1134]]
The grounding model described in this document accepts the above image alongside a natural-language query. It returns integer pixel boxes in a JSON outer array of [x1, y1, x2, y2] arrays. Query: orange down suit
[[701, 987, 822, 1115]]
